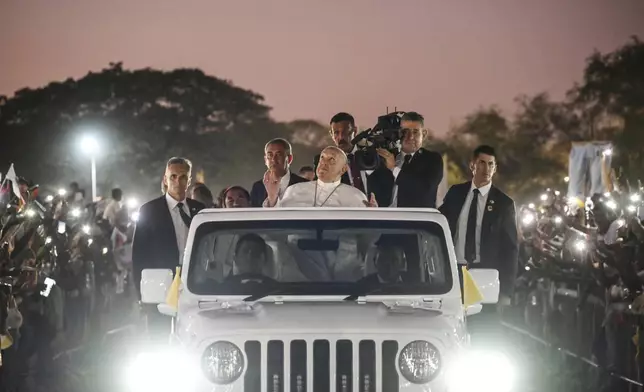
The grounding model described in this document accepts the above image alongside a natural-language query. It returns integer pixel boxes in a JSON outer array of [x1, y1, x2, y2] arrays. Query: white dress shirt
[[165, 193, 191, 263], [454, 182, 492, 264], [277, 179, 367, 207], [102, 199, 123, 226]]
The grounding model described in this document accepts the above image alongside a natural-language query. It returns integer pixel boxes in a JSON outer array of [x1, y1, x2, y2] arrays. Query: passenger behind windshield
[[225, 233, 276, 284], [357, 241, 411, 286], [188, 220, 452, 296]]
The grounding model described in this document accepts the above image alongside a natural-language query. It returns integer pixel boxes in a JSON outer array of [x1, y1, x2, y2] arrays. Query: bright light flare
[[522, 212, 535, 226], [70, 208, 81, 218], [603, 148, 613, 157], [605, 200, 618, 210], [124, 348, 197, 392], [574, 240, 586, 252], [25, 209, 36, 218], [446, 350, 516, 392], [82, 225, 91, 235], [528, 203, 535, 209], [45, 195, 54, 202], [540, 194, 548, 201], [102, 247, 108, 255], [131, 211, 140, 222], [627, 205, 637, 213], [80, 135, 99, 155], [564, 176, 570, 183], [631, 194, 641, 203], [58, 188, 67, 196], [126, 197, 138, 209], [554, 216, 563, 225]]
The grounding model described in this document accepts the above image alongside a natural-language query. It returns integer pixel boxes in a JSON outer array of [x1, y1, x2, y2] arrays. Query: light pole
[[80, 135, 99, 201]]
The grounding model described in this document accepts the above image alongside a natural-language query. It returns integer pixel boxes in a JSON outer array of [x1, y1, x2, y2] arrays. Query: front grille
[[243, 339, 399, 392]]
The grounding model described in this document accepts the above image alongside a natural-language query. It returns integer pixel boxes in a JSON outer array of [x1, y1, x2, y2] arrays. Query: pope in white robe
[[262, 146, 376, 281], [263, 146, 377, 208]]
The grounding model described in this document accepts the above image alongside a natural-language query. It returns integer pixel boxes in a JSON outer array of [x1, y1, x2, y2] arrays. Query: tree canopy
[[0, 62, 320, 198], [1, 36, 643, 202]]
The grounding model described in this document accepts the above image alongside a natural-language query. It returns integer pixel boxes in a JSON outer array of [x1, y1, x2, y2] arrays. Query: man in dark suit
[[132, 157, 205, 336], [314, 112, 395, 206], [439, 145, 518, 306], [251, 138, 308, 207], [375, 111, 444, 208]]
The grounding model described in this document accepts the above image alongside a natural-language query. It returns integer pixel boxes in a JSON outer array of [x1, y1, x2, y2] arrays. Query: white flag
[[5, 164, 24, 202]]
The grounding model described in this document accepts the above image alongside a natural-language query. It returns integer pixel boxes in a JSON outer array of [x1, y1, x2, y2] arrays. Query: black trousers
[[140, 303, 172, 343]]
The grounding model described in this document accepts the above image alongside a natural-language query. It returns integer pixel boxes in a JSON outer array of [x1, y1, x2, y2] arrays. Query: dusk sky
[[2, 0, 643, 134]]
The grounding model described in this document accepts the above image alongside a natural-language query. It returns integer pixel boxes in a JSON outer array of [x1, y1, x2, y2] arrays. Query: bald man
[[264, 146, 377, 208]]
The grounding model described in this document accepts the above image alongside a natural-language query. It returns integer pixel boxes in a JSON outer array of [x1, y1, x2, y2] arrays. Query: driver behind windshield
[[358, 242, 410, 286], [226, 233, 276, 284]]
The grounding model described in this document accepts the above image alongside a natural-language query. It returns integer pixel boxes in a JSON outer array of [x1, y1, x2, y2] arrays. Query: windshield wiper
[[243, 288, 292, 302], [343, 287, 386, 301]]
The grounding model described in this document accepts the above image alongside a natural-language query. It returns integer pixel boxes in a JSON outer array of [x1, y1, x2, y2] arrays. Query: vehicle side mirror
[[141, 269, 173, 304], [468, 268, 500, 304]]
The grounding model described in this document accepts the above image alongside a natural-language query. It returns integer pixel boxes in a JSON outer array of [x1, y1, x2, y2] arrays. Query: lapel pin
[[487, 205, 493, 212], [490, 200, 495, 204]]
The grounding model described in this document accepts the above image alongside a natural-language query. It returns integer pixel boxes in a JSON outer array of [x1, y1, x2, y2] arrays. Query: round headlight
[[201, 341, 244, 384], [398, 340, 441, 384]]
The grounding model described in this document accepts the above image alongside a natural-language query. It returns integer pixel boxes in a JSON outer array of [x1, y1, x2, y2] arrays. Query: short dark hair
[[235, 233, 266, 255], [330, 112, 355, 127], [111, 188, 123, 200], [166, 157, 192, 173], [299, 165, 314, 173], [193, 183, 214, 202], [264, 138, 292, 155], [401, 112, 424, 126], [222, 185, 250, 201], [472, 145, 496, 160]]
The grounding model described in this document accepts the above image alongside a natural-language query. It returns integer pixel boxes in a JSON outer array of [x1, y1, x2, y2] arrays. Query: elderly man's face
[[316, 148, 347, 183], [401, 120, 426, 154]]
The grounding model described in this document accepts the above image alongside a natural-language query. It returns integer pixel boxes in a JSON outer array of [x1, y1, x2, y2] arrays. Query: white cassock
[[277, 179, 367, 207]]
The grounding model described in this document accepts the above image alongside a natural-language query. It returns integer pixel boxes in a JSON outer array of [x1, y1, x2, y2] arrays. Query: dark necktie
[[402, 154, 412, 169], [465, 188, 480, 263], [347, 154, 365, 193], [176, 202, 192, 227]]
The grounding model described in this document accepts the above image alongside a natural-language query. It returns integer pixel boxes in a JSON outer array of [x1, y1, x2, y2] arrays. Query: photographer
[[314, 112, 395, 206], [376, 112, 444, 208]]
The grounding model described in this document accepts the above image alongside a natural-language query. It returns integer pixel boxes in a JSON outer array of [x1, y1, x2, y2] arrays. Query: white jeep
[[128, 208, 515, 392]]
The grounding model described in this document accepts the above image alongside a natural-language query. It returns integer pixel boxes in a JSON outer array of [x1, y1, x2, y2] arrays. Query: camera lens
[[355, 148, 380, 171]]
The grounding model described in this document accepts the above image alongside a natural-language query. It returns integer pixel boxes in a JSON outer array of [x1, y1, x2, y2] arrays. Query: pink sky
[[1, 0, 643, 134]]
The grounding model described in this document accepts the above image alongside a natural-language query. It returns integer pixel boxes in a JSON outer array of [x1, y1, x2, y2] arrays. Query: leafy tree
[[0, 63, 298, 199], [442, 97, 571, 200], [572, 36, 644, 181]]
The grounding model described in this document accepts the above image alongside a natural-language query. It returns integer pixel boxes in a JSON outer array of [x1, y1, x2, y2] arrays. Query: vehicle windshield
[[187, 219, 452, 297]]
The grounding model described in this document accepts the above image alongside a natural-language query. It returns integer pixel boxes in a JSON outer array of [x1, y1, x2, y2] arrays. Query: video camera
[[350, 111, 405, 171]]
